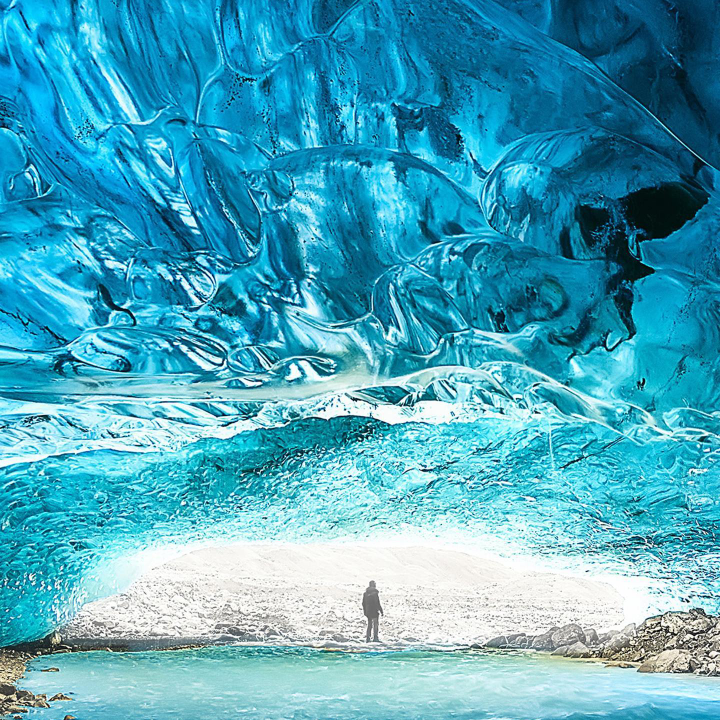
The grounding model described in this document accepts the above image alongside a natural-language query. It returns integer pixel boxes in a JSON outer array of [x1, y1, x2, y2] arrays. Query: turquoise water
[[20, 647, 720, 719]]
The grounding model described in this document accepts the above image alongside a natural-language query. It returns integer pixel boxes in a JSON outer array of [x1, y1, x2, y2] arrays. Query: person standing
[[362, 580, 383, 642]]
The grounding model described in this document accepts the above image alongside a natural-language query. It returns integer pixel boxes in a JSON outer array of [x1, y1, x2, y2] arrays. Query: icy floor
[[62, 544, 626, 644]]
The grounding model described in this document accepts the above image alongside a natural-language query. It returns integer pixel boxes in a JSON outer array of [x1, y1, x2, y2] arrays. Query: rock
[[638, 649, 693, 674], [551, 624, 586, 648], [638, 615, 663, 634], [660, 614, 689, 634], [621, 623, 637, 637], [0, 683, 16, 697], [40, 667, 59, 672], [565, 641, 592, 659], [685, 611, 716, 634], [529, 630, 555, 651], [49, 694, 73, 702], [484, 633, 526, 649], [21, 694, 50, 709], [473, 608, 720, 675], [44, 630, 62, 647], [15, 691, 33, 702], [64, 716, 76, 720], [601, 633, 633, 657], [604, 661, 636, 668]]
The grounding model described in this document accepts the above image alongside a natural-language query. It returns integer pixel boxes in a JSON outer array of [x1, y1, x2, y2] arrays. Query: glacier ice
[[1, 0, 720, 645]]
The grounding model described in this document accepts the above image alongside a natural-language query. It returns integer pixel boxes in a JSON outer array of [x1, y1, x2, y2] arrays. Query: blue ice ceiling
[[1, 0, 720, 645]]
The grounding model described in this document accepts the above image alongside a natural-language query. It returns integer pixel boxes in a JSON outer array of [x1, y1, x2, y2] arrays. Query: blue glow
[[1, 0, 720, 645], [20, 647, 720, 720]]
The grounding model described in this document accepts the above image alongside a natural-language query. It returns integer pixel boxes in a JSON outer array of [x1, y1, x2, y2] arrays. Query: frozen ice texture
[[1, 0, 720, 644]]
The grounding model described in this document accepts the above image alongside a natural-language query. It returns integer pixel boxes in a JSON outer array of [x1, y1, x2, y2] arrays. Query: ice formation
[[1, 0, 720, 645]]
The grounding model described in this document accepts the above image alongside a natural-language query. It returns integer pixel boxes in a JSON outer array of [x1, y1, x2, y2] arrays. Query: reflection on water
[[20, 646, 720, 720]]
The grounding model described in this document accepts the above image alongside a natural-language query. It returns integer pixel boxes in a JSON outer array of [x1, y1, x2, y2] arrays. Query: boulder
[[0, 683, 16, 697], [638, 615, 663, 634], [565, 641, 592, 659], [684, 611, 716, 635], [601, 633, 633, 658], [473, 608, 720, 675], [44, 630, 62, 648], [660, 613, 691, 635], [656, 610, 714, 636], [638, 649, 693, 674], [551, 624, 586, 648], [49, 694, 73, 702], [529, 630, 555, 651], [621, 623, 637, 637], [21, 694, 50, 709], [40, 667, 59, 672], [484, 633, 526, 649]]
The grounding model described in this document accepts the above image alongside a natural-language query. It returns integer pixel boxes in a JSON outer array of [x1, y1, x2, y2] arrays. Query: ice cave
[[2, 0, 720, 717]]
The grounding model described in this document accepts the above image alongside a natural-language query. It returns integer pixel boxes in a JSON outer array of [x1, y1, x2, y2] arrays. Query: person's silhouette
[[362, 580, 383, 642]]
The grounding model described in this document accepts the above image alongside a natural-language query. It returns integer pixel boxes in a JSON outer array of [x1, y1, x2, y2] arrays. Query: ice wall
[[1, 0, 720, 644]]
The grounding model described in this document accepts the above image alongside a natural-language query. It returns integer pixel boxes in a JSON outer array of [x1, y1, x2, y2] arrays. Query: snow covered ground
[[62, 543, 626, 645]]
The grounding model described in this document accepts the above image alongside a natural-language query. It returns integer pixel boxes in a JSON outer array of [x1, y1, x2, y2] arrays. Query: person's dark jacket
[[362, 586, 383, 618]]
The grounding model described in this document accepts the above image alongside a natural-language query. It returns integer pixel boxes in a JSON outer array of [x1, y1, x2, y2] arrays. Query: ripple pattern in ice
[[1, 0, 720, 644]]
